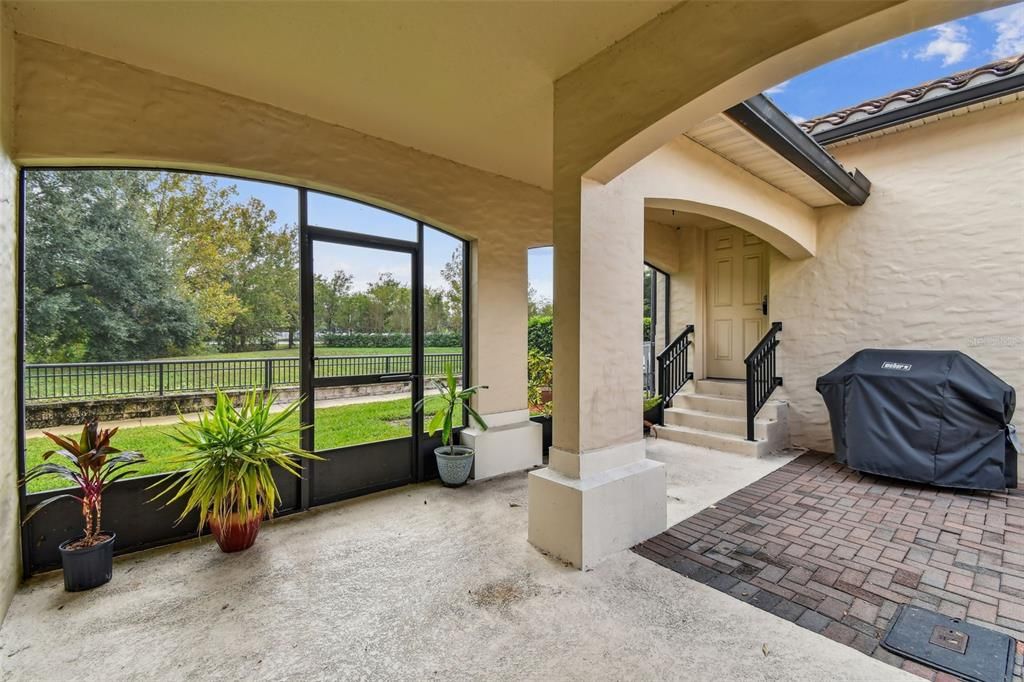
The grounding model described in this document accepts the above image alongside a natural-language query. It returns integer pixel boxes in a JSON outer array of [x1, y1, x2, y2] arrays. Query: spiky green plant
[[416, 365, 488, 451], [644, 392, 663, 412], [151, 389, 321, 530], [21, 418, 145, 548]]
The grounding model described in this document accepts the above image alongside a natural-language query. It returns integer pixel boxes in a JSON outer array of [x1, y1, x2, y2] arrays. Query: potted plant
[[527, 349, 554, 456], [417, 365, 488, 487], [152, 388, 321, 553], [644, 392, 663, 436], [21, 418, 146, 592]]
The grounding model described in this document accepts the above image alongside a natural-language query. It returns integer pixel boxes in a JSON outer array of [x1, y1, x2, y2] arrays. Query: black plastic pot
[[58, 532, 115, 592], [530, 415, 552, 457], [643, 403, 664, 431]]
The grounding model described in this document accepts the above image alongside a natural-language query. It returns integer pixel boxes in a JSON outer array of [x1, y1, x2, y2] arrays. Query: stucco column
[[461, 236, 542, 480], [527, 176, 666, 569], [0, 5, 20, 622]]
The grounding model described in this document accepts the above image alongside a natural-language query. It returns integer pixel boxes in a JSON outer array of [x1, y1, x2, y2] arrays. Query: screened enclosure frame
[[15, 166, 471, 575]]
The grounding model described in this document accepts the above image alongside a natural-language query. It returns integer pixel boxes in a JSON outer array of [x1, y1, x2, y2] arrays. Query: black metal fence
[[25, 353, 463, 402]]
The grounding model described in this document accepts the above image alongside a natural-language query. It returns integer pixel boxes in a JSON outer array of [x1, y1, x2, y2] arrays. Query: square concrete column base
[[460, 409, 543, 481], [527, 448, 666, 569]]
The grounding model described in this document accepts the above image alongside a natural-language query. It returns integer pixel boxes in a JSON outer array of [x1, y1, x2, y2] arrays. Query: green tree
[[365, 273, 411, 334], [313, 270, 353, 335], [528, 284, 552, 318], [218, 220, 298, 351], [150, 174, 251, 340], [152, 174, 301, 351], [24, 170, 199, 362], [424, 287, 450, 334], [440, 248, 463, 332]]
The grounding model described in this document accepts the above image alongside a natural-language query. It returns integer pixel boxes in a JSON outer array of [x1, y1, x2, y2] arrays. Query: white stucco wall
[[0, 5, 19, 623], [774, 100, 1024, 450]]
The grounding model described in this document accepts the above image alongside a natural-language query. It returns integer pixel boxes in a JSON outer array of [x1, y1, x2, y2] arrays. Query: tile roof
[[799, 52, 1024, 137]]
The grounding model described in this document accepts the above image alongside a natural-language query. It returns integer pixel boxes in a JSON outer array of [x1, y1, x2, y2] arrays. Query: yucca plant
[[415, 365, 488, 486], [417, 365, 488, 451], [151, 388, 321, 552], [22, 418, 145, 549]]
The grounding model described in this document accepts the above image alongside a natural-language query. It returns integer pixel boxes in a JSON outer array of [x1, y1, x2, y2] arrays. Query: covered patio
[[0, 2, 1020, 680], [1, 440, 908, 681]]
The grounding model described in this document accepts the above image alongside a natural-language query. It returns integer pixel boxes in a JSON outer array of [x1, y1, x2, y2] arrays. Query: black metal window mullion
[[412, 222, 425, 481], [16, 168, 30, 579], [298, 188, 314, 511], [461, 239, 471, 437]]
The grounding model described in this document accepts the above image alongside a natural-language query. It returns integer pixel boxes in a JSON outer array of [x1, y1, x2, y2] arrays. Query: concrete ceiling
[[10, 0, 677, 189]]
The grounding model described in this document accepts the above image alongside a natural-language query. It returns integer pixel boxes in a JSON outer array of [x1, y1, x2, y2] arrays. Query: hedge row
[[320, 331, 462, 348], [528, 316, 552, 355], [529, 315, 652, 353]]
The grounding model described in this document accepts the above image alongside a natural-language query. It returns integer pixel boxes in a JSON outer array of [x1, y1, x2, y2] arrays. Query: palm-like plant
[[152, 389, 321, 534], [22, 419, 145, 548], [416, 365, 488, 450]]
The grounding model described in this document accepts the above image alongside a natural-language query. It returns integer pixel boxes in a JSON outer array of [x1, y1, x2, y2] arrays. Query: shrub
[[527, 348, 553, 416], [643, 316, 651, 341], [528, 316, 552, 355], [318, 331, 461, 348]]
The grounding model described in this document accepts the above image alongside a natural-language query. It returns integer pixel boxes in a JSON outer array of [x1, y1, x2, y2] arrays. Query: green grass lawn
[[25, 395, 461, 494], [162, 346, 461, 361]]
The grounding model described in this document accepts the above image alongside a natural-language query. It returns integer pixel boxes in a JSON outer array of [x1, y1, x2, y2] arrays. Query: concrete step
[[693, 379, 746, 399], [671, 392, 785, 421], [663, 406, 775, 440], [655, 423, 767, 457]]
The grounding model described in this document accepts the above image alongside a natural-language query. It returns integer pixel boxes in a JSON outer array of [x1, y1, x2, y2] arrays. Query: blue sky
[[766, 3, 1024, 123]]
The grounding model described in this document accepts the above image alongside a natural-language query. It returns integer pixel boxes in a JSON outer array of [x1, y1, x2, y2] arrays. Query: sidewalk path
[[25, 388, 440, 439]]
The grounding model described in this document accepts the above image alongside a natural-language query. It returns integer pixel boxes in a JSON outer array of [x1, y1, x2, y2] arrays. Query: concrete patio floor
[[0, 441, 911, 681]]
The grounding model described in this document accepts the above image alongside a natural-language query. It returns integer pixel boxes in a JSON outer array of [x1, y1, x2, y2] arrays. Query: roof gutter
[[809, 72, 1024, 145], [724, 94, 871, 206]]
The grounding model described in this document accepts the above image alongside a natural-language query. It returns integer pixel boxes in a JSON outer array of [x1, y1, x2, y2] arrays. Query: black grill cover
[[816, 350, 1018, 490]]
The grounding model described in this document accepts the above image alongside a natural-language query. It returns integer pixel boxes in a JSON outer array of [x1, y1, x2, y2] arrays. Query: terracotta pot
[[209, 513, 263, 553]]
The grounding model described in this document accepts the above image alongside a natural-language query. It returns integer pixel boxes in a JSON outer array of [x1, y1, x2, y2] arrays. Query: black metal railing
[[744, 322, 783, 441], [657, 324, 695, 407], [25, 353, 463, 402]]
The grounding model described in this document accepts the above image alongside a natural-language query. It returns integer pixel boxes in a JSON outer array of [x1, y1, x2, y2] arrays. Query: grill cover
[[816, 350, 1018, 490]]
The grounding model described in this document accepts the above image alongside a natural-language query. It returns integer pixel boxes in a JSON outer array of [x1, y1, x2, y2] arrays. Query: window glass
[[307, 191, 417, 242], [421, 226, 466, 431], [22, 170, 299, 491]]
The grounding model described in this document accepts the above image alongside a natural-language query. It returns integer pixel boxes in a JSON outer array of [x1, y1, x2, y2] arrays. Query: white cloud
[[764, 80, 790, 95], [981, 3, 1024, 59], [915, 22, 971, 66], [789, 115, 807, 124]]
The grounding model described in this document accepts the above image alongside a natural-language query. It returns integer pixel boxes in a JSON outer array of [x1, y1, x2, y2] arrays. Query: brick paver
[[634, 451, 1024, 681]]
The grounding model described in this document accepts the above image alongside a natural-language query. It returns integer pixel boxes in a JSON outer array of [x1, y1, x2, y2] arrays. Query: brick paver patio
[[634, 451, 1024, 681]]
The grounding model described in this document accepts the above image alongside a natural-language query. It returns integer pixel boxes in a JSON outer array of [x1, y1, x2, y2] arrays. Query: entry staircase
[[654, 322, 788, 457], [657, 379, 789, 457]]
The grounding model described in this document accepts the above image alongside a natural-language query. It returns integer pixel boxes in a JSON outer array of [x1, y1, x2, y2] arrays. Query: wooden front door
[[705, 226, 769, 379]]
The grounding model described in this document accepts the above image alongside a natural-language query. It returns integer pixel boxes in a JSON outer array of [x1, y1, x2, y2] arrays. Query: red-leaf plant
[[21, 418, 145, 550]]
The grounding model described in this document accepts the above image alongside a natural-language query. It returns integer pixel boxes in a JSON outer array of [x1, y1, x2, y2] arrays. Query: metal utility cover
[[881, 605, 1017, 682]]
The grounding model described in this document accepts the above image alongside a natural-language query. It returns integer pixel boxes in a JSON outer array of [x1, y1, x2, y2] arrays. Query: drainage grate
[[881, 605, 1017, 682]]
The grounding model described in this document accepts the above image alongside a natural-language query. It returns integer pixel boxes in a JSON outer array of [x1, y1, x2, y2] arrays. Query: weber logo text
[[881, 362, 912, 371]]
